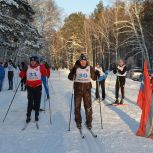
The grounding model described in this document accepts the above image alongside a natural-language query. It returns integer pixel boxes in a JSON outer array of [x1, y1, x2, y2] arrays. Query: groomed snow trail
[[0, 70, 153, 153]]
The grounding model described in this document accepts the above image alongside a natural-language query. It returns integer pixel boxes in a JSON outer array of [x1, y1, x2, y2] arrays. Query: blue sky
[[55, 0, 113, 16]]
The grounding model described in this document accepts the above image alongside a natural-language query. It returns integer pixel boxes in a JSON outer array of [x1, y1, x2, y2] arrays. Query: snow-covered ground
[[0, 70, 153, 153]]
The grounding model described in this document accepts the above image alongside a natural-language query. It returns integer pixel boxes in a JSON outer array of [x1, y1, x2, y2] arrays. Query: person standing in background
[[0, 62, 5, 91], [113, 59, 127, 104], [40, 59, 50, 99], [95, 63, 107, 101], [7, 60, 15, 90], [20, 62, 27, 91]]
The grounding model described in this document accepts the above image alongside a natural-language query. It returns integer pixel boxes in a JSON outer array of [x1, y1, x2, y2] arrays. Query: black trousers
[[8, 71, 14, 90], [27, 85, 42, 119], [115, 76, 126, 99], [95, 80, 105, 99], [21, 78, 26, 90]]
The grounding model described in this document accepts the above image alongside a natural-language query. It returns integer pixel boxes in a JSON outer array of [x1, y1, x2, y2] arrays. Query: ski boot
[[47, 95, 50, 99], [114, 99, 119, 104], [76, 123, 82, 129], [35, 116, 39, 122], [86, 122, 92, 129], [120, 99, 124, 104], [26, 116, 31, 123]]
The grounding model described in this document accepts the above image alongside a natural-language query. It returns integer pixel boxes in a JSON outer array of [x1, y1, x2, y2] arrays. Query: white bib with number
[[27, 66, 41, 81], [117, 65, 127, 76], [75, 66, 91, 83]]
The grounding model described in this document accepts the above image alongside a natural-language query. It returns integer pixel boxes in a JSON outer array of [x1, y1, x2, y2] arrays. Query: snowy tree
[[28, 0, 61, 64], [0, 0, 42, 63]]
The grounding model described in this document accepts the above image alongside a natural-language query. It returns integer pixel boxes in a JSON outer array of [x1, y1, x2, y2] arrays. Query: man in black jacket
[[113, 59, 127, 104], [68, 54, 99, 129]]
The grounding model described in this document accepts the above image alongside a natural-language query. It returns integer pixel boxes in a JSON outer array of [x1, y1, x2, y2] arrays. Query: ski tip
[[21, 127, 26, 131], [94, 135, 97, 138], [109, 103, 128, 106], [36, 122, 39, 129]]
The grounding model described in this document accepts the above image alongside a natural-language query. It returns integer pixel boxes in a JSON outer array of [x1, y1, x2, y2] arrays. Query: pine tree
[[0, 0, 41, 63]]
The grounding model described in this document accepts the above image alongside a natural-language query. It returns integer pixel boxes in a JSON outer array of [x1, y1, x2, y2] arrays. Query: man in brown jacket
[[68, 54, 99, 129]]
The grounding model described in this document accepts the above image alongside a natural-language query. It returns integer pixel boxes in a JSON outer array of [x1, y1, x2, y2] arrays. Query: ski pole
[[48, 97, 52, 125], [47, 78, 52, 125], [68, 87, 74, 131], [3, 81, 21, 123], [97, 78, 103, 129], [106, 72, 113, 97], [43, 92, 47, 113], [50, 81, 55, 95]]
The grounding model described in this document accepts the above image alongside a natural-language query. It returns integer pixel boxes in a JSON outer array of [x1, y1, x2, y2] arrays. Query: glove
[[45, 62, 50, 69], [68, 67, 76, 81], [95, 70, 100, 78]]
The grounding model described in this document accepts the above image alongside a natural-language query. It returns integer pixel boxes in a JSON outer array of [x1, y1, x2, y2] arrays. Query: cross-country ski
[[78, 128, 85, 139]]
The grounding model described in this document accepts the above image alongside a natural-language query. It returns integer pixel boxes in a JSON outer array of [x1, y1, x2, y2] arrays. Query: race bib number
[[28, 72, 39, 80], [27, 66, 41, 81], [75, 66, 91, 83], [79, 73, 88, 79]]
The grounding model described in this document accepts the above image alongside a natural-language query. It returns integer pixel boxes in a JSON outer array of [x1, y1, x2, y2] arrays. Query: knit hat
[[30, 56, 39, 62], [79, 54, 87, 61]]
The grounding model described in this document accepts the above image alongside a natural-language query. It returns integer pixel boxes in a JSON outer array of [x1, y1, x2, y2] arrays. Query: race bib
[[75, 66, 91, 83], [27, 66, 41, 81]]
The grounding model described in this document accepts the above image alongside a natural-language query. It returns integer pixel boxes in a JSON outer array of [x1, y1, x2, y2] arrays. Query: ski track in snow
[[0, 70, 153, 153]]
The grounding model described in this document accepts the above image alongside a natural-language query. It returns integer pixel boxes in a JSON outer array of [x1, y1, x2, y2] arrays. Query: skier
[[40, 59, 50, 99], [20, 56, 48, 123], [7, 60, 15, 90], [68, 54, 99, 129], [20, 62, 27, 91], [0, 62, 5, 91], [95, 63, 107, 101], [113, 59, 127, 104]]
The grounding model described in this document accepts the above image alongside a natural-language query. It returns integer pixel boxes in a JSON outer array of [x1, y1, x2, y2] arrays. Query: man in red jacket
[[40, 59, 50, 99], [20, 56, 47, 123]]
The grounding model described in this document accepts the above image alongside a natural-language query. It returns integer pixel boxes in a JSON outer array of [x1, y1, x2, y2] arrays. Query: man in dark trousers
[[20, 62, 27, 91], [68, 54, 99, 129], [0, 62, 5, 91], [113, 59, 127, 104], [20, 56, 47, 123], [7, 60, 15, 90], [40, 59, 50, 99]]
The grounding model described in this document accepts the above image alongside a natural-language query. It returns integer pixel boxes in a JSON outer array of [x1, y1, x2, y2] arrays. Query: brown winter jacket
[[68, 60, 99, 92]]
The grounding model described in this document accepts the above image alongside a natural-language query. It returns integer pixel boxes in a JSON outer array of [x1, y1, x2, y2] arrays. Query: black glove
[[95, 70, 100, 77], [68, 67, 76, 81], [113, 65, 117, 74], [45, 62, 50, 69]]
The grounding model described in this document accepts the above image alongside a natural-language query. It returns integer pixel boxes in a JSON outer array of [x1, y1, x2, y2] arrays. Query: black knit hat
[[79, 54, 87, 61], [30, 56, 39, 62]]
